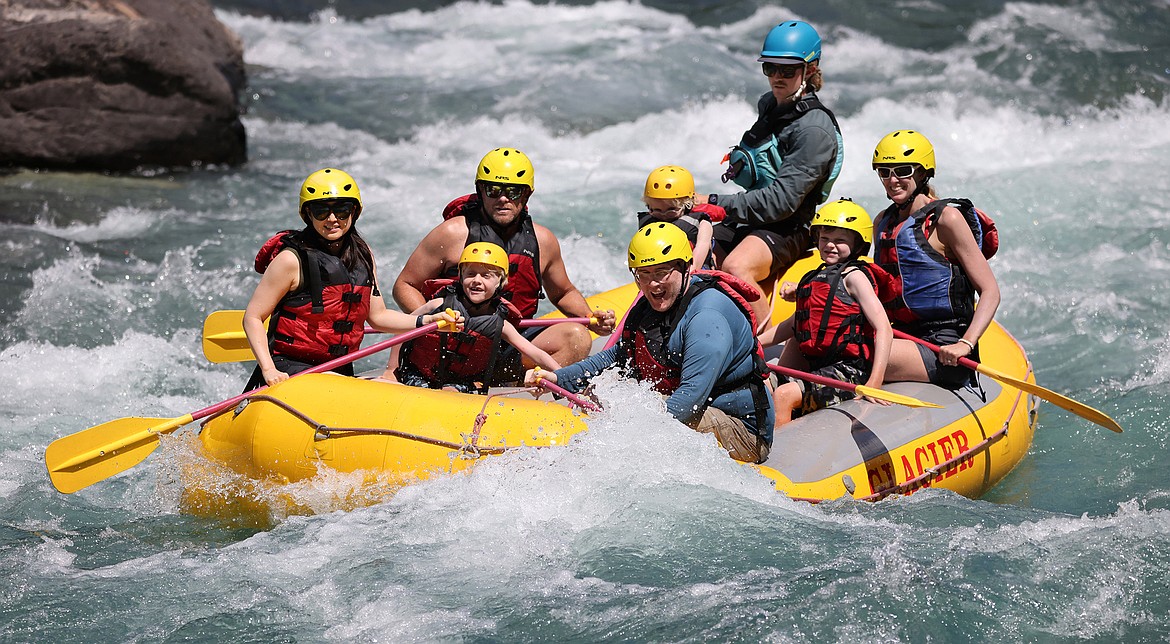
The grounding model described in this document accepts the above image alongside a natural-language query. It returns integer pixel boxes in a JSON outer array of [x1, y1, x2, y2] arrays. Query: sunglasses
[[645, 206, 684, 218], [482, 183, 527, 201], [305, 200, 357, 221], [762, 62, 802, 79], [875, 165, 918, 180]]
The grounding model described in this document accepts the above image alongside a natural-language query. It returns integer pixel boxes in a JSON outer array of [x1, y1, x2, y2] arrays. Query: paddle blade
[[45, 417, 173, 493], [202, 310, 263, 363], [975, 363, 1122, 433], [855, 385, 944, 409], [202, 334, 255, 364]]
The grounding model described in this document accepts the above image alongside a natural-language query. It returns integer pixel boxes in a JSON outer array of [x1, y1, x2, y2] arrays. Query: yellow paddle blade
[[854, 384, 944, 409], [202, 310, 262, 363], [45, 415, 192, 493], [975, 363, 1122, 433]]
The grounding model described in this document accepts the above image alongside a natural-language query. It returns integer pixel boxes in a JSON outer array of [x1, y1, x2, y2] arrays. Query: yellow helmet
[[628, 222, 692, 269], [299, 168, 362, 211], [872, 130, 935, 174], [458, 242, 510, 273], [643, 165, 695, 200], [811, 198, 872, 244], [475, 147, 535, 190]]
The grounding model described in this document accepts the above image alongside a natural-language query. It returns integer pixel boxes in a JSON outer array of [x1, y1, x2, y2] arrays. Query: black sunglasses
[[762, 62, 802, 79], [305, 200, 357, 222], [482, 183, 527, 201]]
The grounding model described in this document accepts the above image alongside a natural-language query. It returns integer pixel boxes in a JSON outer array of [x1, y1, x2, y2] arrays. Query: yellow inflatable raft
[[181, 255, 1037, 522]]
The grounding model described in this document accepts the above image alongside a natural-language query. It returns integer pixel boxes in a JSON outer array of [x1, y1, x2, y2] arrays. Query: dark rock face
[[0, 0, 247, 172]]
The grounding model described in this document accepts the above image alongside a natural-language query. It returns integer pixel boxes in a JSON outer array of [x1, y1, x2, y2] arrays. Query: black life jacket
[[794, 259, 899, 371], [442, 194, 545, 318], [254, 230, 373, 364], [397, 280, 523, 393]]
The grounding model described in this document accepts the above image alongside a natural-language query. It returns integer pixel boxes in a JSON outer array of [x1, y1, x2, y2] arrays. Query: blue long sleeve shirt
[[553, 280, 774, 444]]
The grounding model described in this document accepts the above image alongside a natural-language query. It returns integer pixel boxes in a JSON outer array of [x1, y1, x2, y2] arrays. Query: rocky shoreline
[[0, 0, 247, 172]]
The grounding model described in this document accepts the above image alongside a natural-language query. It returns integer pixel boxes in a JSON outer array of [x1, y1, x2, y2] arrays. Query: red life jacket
[[620, 270, 766, 394], [255, 230, 373, 364], [794, 259, 899, 370], [398, 280, 523, 392], [442, 194, 545, 318]]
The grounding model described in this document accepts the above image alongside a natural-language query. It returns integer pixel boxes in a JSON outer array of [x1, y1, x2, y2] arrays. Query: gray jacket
[[718, 92, 840, 230]]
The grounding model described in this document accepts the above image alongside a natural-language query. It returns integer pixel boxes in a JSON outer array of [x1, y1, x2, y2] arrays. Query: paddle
[[532, 368, 602, 412], [201, 309, 594, 364], [45, 320, 454, 494], [766, 363, 943, 409], [892, 329, 1122, 433]]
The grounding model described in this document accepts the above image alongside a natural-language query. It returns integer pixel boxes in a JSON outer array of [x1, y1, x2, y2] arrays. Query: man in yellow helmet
[[385, 147, 616, 385], [526, 223, 773, 464]]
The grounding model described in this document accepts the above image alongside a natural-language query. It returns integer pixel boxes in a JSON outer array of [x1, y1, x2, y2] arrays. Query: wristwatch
[[708, 194, 719, 206]]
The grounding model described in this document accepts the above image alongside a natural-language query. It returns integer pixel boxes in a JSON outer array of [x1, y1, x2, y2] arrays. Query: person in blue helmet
[[696, 20, 844, 330]]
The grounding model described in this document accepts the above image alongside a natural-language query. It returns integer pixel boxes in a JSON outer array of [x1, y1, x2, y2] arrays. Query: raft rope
[[858, 383, 1029, 501], [203, 387, 561, 459]]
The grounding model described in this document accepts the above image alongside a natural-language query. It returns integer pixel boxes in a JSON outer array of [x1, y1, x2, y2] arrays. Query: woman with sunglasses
[[242, 168, 460, 390], [871, 131, 1001, 388], [695, 20, 843, 330]]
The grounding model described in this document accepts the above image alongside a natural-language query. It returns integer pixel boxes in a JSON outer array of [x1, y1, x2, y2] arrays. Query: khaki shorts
[[694, 406, 770, 464]]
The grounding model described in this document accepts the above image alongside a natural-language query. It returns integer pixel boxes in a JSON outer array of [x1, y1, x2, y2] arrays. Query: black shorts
[[909, 326, 977, 389], [713, 221, 812, 281]]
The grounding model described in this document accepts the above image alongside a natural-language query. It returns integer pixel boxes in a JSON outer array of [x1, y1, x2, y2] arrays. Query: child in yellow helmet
[[759, 199, 899, 427], [637, 165, 715, 272], [395, 242, 561, 393]]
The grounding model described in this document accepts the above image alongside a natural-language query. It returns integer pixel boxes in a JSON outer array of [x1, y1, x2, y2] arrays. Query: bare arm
[[243, 249, 299, 386], [757, 315, 794, 348], [502, 322, 561, 371], [692, 219, 714, 272], [845, 269, 893, 402], [366, 264, 415, 333], [936, 207, 1001, 362], [391, 219, 467, 313], [536, 224, 616, 334]]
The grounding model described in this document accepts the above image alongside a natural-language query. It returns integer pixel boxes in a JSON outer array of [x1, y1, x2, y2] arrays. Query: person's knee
[[720, 252, 762, 283], [540, 323, 592, 365], [774, 382, 801, 409]]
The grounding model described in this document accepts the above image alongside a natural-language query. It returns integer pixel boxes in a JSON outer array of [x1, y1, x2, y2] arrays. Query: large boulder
[[0, 0, 247, 172]]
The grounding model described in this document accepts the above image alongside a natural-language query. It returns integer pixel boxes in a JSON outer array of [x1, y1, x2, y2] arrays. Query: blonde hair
[[806, 62, 823, 92], [643, 196, 695, 212]]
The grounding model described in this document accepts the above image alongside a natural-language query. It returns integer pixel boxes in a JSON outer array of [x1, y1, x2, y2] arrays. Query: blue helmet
[[758, 21, 821, 64]]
